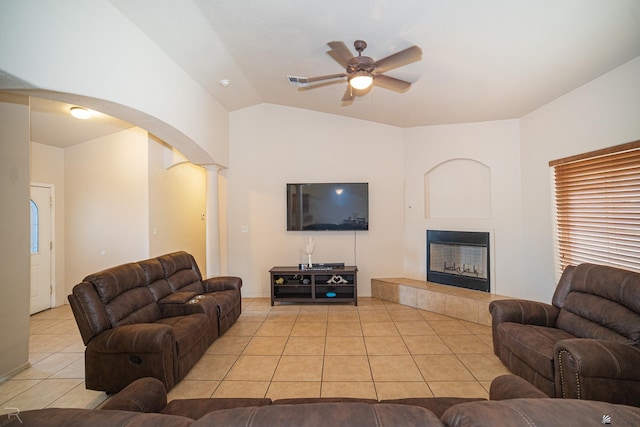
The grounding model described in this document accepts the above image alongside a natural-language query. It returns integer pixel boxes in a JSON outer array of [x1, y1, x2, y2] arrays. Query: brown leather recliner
[[489, 263, 640, 406], [68, 251, 242, 393]]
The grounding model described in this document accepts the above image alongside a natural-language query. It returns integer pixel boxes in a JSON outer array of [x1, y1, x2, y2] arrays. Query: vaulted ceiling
[[29, 0, 640, 146]]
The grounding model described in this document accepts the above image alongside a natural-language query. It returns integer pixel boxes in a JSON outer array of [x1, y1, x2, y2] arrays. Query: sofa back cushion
[[556, 263, 640, 345], [158, 251, 205, 294], [139, 258, 174, 301], [83, 262, 161, 327]]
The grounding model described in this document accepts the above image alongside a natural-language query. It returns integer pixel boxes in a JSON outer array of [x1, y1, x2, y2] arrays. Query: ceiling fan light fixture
[[348, 71, 373, 90], [70, 106, 91, 120]]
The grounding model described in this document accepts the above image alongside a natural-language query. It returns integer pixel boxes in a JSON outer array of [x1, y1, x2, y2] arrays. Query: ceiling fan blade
[[341, 86, 354, 102], [374, 45, 422, 74], [305, 73, 347, 84], [297, 79, 346, 91], [289, 73, 346, 87], [327, 41, 354, 67], [373, 74, 412, 92]]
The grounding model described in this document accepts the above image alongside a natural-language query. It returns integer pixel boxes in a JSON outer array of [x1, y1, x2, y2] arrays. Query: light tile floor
[[0, 297, 510, 414]]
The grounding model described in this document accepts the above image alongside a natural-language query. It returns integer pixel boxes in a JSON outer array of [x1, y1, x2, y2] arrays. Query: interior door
[[30, 185, 53, 314]]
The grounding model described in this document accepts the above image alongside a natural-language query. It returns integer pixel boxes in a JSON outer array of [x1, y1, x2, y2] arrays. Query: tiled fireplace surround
[[371, 278, 508, 326]]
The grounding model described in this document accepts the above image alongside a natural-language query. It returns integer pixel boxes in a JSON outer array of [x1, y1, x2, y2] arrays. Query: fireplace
[[426, 230, 490, 292]]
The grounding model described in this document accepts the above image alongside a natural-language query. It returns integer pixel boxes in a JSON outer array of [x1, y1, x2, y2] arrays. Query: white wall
[[30, 142, 66, 306], [148, 140, 207, 273], [519, 56, 640, 302], [403, 120, 523, 297], [0, 93, 30, 380], [227, 104, 405, 298], [0, 0, 228, 167], [64, 128, 150, 288]]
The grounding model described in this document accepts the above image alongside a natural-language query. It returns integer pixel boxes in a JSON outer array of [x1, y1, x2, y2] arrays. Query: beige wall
[[64, 128, 150, 288], [403, 120, 523, 298], [519, 56, 640, 302], [227, 104, 405, 298], [0, 93, 30, 380], [30, 142, 66, 306], [148, 139, 207, 273]]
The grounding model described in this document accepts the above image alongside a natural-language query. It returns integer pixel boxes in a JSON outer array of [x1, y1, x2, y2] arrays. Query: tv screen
[[287, 183, 369, 231]]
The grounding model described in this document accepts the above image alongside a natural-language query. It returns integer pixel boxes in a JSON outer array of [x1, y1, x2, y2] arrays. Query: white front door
[[30, 185, 53, 314]]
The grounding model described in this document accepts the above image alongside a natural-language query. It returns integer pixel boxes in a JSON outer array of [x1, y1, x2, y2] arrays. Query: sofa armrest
[[555, 339, 640, 406], [100, 377, 167, 413], [88, 323, 175, 353], [489, 375, 549, 400], [203, 276, 242, 292], [489, 299, 559, 355]]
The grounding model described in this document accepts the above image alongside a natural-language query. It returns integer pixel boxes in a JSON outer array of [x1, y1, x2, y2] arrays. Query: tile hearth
[[0, 297, 510, 415]]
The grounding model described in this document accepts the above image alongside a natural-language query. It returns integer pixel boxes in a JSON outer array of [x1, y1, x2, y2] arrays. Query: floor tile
[[225, 356, 280, 381], [364, 336, 409, 355], [242, 336, 288, 355], [325, 336, 366, 355], [428, 381, 489, 399], [272, 356, 323, 381], [375, 381, 434, 400], [213, 381, 270, 398], [321, 381, 377, 399], [394, 320, 435, 336], [439, 334, 493, 354], [361, 321, 399, 337], [267, 382, 321, 400], [403, 335, 452, 355], [413, 355, 475, 381], [322, 356, 372, 382], [283, 336, 326, 355], [369, 355, 423, 382], [206, 335, 251, 355], [290, 322, 327, 337], [326, 321, 362, 337], [18, 298, 511, 410]]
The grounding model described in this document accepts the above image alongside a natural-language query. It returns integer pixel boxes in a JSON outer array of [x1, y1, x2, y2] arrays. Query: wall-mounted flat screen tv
[[287, 183, 369, 231]]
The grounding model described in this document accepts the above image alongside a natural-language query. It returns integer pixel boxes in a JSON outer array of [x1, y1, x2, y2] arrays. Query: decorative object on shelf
[[327, 274, 348, 284], [304, 236, 316, 268], [275, 277, 285, 285]]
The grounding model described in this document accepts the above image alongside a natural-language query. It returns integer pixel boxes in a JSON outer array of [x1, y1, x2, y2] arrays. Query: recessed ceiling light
[[70, 106, 91, 120], [219, 79, 230, 88]]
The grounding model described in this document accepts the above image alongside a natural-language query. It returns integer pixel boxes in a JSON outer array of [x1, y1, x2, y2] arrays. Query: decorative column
[[204, 165, 221, 277]]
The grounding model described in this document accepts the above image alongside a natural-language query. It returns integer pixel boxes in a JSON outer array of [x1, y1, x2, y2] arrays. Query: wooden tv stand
[[269, 266, 358, 306]]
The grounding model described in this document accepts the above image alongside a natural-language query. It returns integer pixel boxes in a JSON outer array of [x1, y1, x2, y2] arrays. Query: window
[[30, 199, 39, 254], [550, 140, 640, 275]]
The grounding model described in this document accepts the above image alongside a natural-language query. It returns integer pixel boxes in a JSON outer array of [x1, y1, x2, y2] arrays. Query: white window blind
[[550, 140, 640, 274]]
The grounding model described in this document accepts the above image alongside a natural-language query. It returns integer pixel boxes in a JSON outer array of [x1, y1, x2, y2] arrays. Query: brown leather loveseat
[[68, 251, 242, 393], [7, 375, 640, 426], [490, 263, 640, 406]]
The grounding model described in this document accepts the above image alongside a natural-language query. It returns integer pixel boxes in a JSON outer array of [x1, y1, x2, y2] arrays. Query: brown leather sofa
[[68, 251, 242, 393], [6, 375, 640, 426], [490, 263, 640, 406]]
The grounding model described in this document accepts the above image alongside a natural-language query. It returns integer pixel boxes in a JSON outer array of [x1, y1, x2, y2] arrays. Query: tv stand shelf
[[270, 266, 358, 306]]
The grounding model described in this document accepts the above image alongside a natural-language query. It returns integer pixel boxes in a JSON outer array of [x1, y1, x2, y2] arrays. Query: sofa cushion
[[441, 398, 640, 427], [159, 252, 206, 294], [162, 398, 272, 419], [556, 263, 640, 345], [85, 263, 161, 327], [380, 397, 485, 418], [156, 313, 209, 357], [6, 408, 193, 427], [207, 289, 241, 318], [498, 323, 575, 380], [191, 403, 444, 427]]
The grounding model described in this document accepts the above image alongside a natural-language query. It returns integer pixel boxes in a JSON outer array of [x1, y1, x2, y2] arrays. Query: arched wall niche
[[424, 158, 492, 219]]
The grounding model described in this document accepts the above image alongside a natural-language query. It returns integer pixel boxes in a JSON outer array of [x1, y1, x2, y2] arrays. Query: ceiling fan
[[288, 40, 422, 102]]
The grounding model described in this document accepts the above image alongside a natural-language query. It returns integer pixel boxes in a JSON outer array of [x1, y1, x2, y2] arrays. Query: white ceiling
[[28, 0, 640, 146]]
